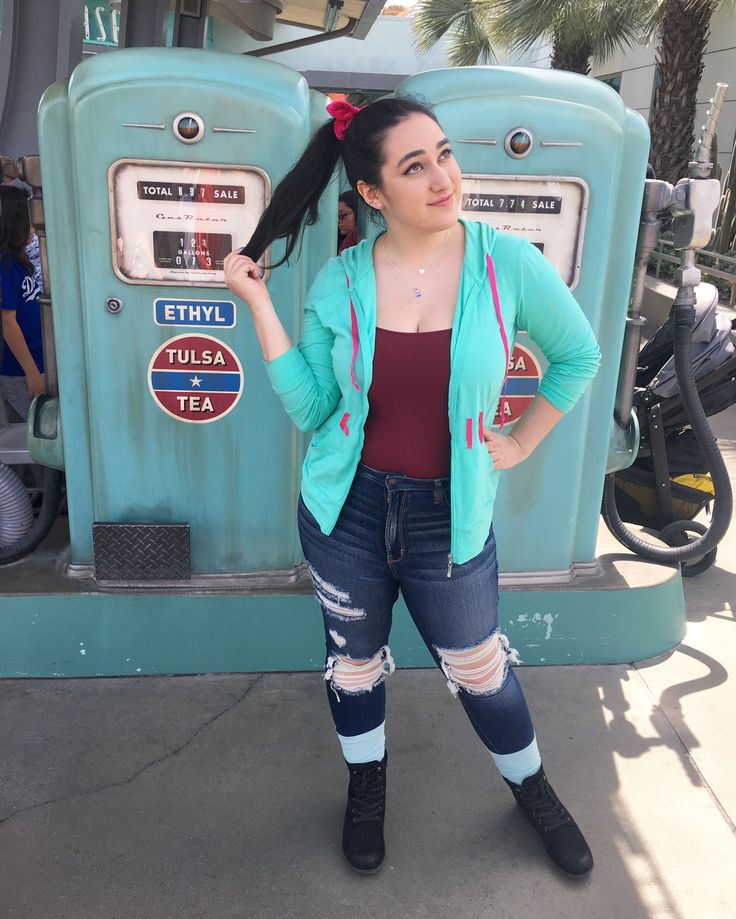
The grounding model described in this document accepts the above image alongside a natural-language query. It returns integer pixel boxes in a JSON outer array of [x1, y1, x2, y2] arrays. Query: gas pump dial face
[[459, 175, 588, 289], [108, 159, 270, 286]]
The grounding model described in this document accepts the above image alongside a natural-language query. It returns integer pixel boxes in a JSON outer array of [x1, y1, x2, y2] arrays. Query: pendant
[[414, 288, 422, 298], [418, 268, 426, 275]]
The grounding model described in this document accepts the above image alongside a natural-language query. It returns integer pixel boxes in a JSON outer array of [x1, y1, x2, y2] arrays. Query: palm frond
[[412, 0, 497, 63], [493, 0, 654, 59]]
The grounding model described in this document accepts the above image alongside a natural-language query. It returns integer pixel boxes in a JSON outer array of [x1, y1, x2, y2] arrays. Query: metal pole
[[118, 0, 170, 48]]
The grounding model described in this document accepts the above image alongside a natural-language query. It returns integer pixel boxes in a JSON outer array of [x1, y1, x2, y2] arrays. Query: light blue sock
[[337, 722, 386, 764], [491, 735, 541, 784]]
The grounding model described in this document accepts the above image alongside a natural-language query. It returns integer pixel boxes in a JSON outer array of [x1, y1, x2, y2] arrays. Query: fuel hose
[[602, 284, 733, 562]]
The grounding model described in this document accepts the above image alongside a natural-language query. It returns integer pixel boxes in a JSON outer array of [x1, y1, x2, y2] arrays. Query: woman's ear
[[356, 180, 382, 211]]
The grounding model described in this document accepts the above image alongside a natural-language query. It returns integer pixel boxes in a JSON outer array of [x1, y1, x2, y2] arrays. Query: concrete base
[[0, 530, 685, 676]]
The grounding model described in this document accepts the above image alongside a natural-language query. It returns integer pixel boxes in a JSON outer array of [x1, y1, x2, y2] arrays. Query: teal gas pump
[[28, 48, 327, 584], [394, 67, 687, 661]]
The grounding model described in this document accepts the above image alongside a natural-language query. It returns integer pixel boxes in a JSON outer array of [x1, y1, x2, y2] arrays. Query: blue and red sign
[[493, 343, 541, 426], [148, 334, 243, 423]]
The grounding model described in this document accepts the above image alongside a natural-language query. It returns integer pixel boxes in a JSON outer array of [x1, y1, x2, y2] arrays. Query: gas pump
[[393, 67, 688, 661], [27, 48, 327, 584]]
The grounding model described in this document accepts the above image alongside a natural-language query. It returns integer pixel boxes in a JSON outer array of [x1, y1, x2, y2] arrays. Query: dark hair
[[0, 185, 33, 272], [242, 97, 438, 267], [338, 189, 360, 215]]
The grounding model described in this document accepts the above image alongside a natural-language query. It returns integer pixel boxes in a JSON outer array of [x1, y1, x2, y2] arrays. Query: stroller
[[608, 283, 736, 576]]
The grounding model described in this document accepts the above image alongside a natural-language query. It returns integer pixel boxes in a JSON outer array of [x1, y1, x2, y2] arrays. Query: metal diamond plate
[[93, 523, 191, 581]]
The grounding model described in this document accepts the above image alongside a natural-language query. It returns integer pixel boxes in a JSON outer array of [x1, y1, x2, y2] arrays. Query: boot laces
[[517, 775, 571, 832], [350, 765, 384, 823]]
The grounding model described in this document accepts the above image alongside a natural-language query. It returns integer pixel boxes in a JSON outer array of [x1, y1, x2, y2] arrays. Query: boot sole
[[343, 853, 385, 875]]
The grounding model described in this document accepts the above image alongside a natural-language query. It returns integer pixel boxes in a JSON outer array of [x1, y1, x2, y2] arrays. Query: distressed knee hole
[[308, 564, 366, 620], [324, 646, 395, 699], [436, 631, 521, 697]]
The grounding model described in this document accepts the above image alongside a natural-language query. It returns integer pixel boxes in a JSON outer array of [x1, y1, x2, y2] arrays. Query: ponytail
[[241, 120, 342, 268]]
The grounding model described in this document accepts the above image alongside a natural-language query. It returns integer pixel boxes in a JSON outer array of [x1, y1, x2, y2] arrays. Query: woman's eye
[[404, 162, 422, 175], [440, 147, 453, 160]]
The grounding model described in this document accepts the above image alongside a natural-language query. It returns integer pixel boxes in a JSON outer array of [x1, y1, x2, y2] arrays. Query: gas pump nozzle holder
[[614, 84, 727, 429], [607, 82, 734, 567]]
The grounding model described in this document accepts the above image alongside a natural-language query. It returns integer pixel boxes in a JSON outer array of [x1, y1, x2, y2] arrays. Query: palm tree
[[645, 0, 727, 184], [414, 0, 731, 185], [490, 0, 648, 74], [413, 0, 647, 74]]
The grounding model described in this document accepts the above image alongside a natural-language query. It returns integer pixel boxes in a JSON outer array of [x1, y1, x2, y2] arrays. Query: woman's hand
[[482, 427, 526, 470], [223, 252, 271, 314]]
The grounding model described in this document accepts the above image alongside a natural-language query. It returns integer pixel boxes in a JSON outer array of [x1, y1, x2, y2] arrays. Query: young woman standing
[[224, 98, 601, 878]]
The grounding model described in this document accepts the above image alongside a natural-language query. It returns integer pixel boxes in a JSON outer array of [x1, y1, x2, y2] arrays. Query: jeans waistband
[[356, 462, 450, 490]]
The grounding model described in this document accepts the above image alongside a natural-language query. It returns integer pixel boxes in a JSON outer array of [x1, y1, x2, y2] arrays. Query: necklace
[[382, 228, 451, 299]]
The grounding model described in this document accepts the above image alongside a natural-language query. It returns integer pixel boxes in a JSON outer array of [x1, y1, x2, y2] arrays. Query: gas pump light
[[174, 113, 204, 143], [505, 128, 533, 159]]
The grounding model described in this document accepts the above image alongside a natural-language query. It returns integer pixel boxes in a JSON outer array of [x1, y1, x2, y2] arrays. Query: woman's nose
[[429, 165, 450, 189]]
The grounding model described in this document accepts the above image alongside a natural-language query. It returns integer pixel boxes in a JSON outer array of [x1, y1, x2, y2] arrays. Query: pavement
[[1, 408, 735, 919]]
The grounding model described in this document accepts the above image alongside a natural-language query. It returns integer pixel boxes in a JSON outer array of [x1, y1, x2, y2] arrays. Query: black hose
[[0, 466, 63, 564], [603, 288, 733, 561]]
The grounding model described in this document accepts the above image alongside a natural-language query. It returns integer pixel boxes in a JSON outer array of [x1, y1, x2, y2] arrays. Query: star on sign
[[190, 375, 202, 388]]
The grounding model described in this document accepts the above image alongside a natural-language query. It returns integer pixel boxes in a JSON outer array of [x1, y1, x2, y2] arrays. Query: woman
[[0, 185, 45, 424], [337, 189, 359, 254], [224, 98, 601, 878]]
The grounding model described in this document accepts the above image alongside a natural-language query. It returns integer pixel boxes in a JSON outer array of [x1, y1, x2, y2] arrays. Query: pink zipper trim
[[466, 418, 473, 449], [340, 412, 350, 436], [478, 411, 485, 445], [346, 274, 361, 392], [486, 254, 509, 431]]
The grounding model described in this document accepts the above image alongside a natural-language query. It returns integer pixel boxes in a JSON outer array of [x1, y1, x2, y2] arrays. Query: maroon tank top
[[361, 327, 452, 478]]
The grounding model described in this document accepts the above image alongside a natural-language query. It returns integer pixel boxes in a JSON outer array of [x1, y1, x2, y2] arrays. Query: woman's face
[[338, 201, 356, 235], [358, 113, 462, 235]]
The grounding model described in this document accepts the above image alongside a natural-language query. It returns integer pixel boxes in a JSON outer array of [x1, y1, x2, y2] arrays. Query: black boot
[[504, 765, 593, 878], [342, 753, 387, 873]]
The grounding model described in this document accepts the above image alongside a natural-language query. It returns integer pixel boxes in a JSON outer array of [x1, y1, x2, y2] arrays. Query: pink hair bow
[[326, 99, 364, 141]]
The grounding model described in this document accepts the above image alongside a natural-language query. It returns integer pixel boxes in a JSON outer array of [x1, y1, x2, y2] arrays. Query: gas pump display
[[109, 159, 269, 286], [460, 175, 588, 289]]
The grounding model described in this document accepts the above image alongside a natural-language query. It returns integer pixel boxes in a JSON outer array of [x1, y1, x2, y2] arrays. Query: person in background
[[0, 185, 45, 424], [337, 190, 360, 254], [1, 173, 42, 293]]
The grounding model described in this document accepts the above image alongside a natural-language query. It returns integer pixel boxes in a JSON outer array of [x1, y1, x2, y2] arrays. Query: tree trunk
[[550, 31, 591, 74], [649, 0, 718, 185]]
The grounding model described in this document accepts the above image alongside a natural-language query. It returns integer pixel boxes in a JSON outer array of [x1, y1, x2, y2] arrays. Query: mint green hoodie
[[266, 219, 601, 565]]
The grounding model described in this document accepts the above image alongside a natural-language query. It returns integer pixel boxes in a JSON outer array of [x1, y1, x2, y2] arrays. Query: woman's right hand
[[223, 252, 271, 314]]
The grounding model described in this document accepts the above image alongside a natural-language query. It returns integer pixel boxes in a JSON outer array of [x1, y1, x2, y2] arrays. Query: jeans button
[[387, 477, 397, 485]]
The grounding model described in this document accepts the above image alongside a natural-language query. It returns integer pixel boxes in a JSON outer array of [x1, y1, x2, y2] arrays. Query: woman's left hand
[[482, 427, 526, 470]]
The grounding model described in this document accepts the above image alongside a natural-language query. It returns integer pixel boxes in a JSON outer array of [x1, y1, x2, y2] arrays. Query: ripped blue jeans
[[297, 463, 535, 756]]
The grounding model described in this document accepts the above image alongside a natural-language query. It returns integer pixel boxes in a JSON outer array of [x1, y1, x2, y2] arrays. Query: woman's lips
[[429, 193, 455, 207]]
